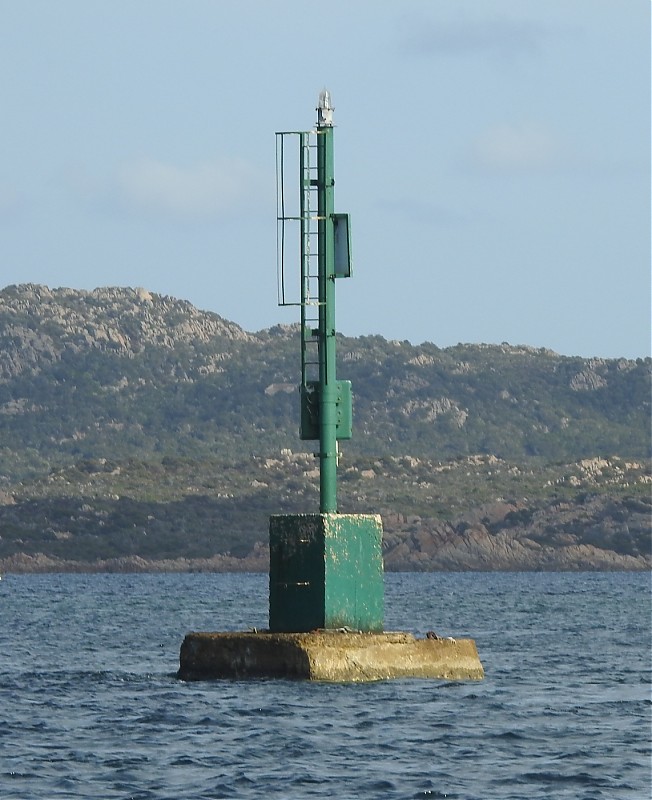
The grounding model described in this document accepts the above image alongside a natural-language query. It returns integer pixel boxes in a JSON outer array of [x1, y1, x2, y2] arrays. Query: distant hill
[[0, 283, 649, 572]]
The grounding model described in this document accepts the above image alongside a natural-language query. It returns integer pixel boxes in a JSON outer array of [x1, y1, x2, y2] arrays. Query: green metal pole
[[317, 92, 337, 513]]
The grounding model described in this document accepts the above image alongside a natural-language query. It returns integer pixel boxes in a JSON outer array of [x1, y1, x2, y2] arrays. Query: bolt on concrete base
[[177, 630, 484, 683]]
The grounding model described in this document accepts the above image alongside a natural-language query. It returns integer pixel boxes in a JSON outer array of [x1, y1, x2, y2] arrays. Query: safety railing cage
[[275, 130, 320, 310]]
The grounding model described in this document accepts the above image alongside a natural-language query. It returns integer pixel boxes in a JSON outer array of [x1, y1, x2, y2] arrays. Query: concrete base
[[177, 630, 484, 683]]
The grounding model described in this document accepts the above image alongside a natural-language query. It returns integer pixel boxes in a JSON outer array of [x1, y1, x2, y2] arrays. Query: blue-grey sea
[[0, 572, 650, 799]]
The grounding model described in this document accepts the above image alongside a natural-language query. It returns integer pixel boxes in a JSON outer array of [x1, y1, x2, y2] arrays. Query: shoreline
[[1, 552, 649, 575]]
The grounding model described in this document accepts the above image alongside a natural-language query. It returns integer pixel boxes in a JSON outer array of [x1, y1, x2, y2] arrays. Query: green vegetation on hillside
[[0, 284, 649, 569]]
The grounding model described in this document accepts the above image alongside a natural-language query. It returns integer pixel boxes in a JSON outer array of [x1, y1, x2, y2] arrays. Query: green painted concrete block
[[269, 513, 384, 633]]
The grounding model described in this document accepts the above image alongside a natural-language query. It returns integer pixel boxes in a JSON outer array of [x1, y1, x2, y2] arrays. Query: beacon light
[[317, 89, 334, 127]]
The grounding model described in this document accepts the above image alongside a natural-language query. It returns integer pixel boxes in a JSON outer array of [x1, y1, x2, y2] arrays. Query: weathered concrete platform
[[177, 630, 484, 682]]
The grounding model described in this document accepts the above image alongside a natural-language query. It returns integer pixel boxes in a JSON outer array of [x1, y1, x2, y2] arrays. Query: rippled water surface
[[0, 572, 649, 799]]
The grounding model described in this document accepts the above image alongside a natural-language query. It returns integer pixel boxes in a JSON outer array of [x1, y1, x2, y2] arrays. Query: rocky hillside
[[0, 283, 650, 572], [0, 283, 250, 380], [0, 452, 649, 573]]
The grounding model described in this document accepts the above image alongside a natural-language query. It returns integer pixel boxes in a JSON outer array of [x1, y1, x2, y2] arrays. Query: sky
[[1, 0, 649, 359]]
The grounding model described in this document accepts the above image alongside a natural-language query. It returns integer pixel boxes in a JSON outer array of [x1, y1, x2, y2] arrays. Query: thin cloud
[[114, 157, 259, 220], [401, 14, 553, 58], [470, 122, 563, 171]]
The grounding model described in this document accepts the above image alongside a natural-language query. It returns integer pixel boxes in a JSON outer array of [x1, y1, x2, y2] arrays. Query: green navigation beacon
[[271, 91, 384, 633], [176, 92, 483, 682]]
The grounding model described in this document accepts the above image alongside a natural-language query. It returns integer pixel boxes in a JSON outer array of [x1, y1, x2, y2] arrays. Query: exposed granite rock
[[0, 283, 251, 381], [400, 397, 468, 427], [381, 495, 651, 571]]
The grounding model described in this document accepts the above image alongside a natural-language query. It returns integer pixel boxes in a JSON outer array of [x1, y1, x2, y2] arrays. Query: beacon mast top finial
[[317, 89, 334, 127]]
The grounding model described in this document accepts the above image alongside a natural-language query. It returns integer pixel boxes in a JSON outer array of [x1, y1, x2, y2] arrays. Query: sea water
[[0, 572, 649, 799]]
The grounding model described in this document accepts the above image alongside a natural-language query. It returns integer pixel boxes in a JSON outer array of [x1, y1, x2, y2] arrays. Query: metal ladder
[[299, 131, 321, 388]]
